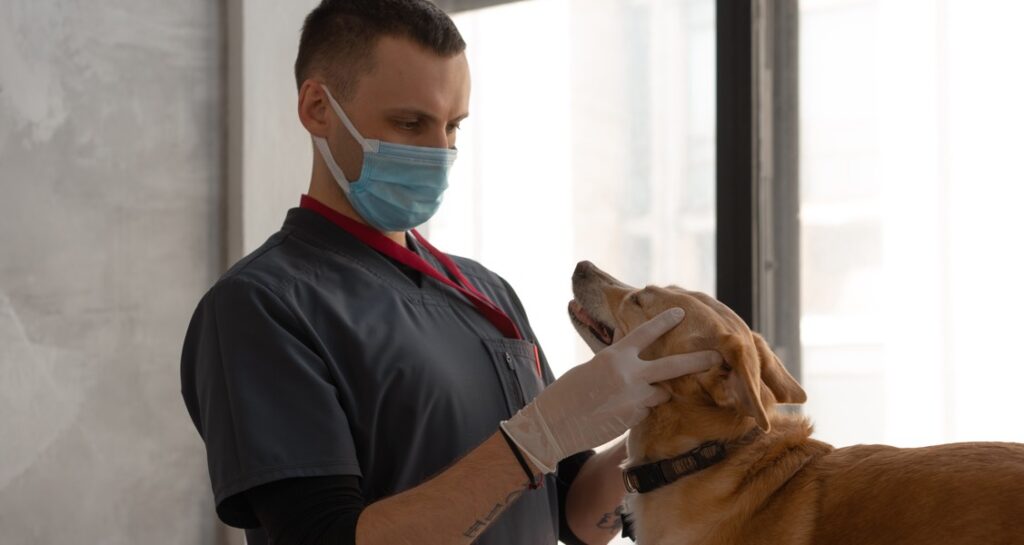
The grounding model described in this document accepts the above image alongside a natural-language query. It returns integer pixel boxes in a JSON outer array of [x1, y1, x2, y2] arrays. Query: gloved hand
[[500, 308, 722, 473]]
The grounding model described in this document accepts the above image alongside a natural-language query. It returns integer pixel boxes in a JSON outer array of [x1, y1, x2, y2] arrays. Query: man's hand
[[500, 308, 721, 473]]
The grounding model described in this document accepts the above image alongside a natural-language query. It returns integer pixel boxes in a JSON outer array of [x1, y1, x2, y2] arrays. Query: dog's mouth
[[568, 299, 616, 347]]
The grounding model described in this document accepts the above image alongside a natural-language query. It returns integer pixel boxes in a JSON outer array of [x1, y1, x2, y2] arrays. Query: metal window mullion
[[436, 0, 525, 14], [715, 0, 755, 326], [753, 0, 775, 344], [717, 0, 801, 379], [762, 0, 801, 380]]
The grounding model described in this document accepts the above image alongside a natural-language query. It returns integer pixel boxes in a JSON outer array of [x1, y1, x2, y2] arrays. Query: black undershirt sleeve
[[245, 475, 364, 545], [557, 449, 597, 545]]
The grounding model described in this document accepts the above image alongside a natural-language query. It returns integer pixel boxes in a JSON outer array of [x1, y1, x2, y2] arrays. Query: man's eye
[[446, 123, 461, 133], [397, 120, 420, 131]]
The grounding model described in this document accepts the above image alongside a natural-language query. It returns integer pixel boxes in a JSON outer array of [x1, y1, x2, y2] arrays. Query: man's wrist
[[499, 404, 562, 474], [498, 425, 544, 488], [599, 440, 630, 493]]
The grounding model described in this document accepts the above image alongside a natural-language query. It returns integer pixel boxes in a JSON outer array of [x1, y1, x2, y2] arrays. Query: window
[[429, 5, 715, 541], [428, 0, 716, 383], [799, 0, 1024, 447]]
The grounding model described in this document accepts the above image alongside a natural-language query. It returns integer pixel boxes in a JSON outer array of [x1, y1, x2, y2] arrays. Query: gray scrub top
[[180, 206, 561, 544]]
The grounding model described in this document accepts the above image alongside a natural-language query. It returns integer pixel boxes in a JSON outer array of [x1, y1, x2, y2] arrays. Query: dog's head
[[568, 261, 806, 450]]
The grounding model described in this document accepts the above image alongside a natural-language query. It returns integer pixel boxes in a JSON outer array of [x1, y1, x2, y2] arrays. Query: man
[[180, 1, 720, 544]]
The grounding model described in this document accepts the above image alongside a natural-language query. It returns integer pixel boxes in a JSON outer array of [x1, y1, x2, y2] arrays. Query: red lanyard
[[300, 195, 541, 376]]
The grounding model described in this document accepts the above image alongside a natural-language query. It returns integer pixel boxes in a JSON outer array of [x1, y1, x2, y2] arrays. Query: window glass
[[429, 0, 716, 394], [800, 0, 1024, 447]]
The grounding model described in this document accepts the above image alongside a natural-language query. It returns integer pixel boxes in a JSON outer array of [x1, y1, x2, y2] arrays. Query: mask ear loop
[[313, 84, 376, 189], [321, 86, 376, 153], [313, 136, 355, 189]]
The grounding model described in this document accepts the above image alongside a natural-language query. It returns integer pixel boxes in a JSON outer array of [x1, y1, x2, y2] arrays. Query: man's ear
[[718, 334, 771, 431], [298, 79, 332, 137], [752, 333, 807, 404]]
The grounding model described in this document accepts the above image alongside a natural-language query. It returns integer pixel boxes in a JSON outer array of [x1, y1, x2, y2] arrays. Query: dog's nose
[[573, 261, 594, 281]]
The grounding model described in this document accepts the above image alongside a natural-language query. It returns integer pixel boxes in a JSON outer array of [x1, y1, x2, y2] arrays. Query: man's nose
[[421, 129, 453, 151]]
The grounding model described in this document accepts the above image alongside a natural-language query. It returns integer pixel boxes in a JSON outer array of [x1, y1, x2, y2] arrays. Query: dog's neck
[[626, 415, 764, 469], [623, 427, 765, 494]]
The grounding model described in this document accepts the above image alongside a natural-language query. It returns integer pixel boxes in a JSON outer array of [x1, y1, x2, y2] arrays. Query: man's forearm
[[565, 439, 629, 544], [355, 430, 540, 545]]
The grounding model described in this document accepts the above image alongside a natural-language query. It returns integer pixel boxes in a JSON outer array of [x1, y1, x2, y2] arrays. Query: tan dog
[[568, 261, 1024, 545]]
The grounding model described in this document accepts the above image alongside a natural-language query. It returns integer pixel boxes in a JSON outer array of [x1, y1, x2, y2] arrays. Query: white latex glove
[[500, 308, 722, 473]]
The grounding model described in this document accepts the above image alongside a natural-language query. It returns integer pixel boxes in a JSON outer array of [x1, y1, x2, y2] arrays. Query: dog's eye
[[720, 362, 733, 373], [630, 293, 641, 305]]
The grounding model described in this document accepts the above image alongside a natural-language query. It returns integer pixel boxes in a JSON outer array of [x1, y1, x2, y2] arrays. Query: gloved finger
[[641, 384, 672, 407], [638, 350, 722, 384], [616, 308, 685, 352]]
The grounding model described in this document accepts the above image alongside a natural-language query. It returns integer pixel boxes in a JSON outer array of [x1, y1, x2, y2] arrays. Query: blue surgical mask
[[313, 86, 457, 232]]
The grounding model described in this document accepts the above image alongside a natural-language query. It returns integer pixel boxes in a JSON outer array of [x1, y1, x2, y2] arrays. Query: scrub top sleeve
[[183, 277, 362, 528]]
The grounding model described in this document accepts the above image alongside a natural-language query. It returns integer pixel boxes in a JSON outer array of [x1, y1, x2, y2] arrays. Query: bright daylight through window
[[800, 0, 1024, 448], [430, 0, 716, 389]]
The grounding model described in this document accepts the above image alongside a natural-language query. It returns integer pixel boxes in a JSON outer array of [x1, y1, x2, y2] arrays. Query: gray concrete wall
[[0, 1, 222, 543]]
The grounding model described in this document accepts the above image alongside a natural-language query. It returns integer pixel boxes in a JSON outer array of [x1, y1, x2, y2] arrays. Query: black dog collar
[[623, 441, 727, 494]]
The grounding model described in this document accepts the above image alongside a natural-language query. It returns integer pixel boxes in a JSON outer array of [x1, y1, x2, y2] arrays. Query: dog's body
[[627, 416, 1024, 545], [568, 261, 1024, 545]]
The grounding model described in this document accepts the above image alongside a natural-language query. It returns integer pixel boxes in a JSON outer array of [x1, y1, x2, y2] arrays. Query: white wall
[[227, 0, 320, 262]]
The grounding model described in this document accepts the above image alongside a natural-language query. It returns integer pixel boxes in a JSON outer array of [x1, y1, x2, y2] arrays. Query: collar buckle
[[623, 471, 641, 494]]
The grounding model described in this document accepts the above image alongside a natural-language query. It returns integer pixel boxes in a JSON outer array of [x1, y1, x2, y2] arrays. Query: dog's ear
[[752, 333, 807, 404], [718, 333, 771, 431]]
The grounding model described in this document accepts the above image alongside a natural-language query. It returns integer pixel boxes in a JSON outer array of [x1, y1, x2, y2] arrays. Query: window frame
[[716, 0, 801, 379], [437, 0, 525, 13]]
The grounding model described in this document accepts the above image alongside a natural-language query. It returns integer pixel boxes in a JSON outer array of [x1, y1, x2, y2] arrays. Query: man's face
[[325, 35, 470, 178]]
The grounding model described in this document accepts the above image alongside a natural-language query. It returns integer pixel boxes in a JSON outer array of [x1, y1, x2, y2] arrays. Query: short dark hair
[[295, 0, 466, 99]]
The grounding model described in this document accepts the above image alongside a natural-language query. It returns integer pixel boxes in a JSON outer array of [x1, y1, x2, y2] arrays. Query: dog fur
[[568, 261, 1024, 545]]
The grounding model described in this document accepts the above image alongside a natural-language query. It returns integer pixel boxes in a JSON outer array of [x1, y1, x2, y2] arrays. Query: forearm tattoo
[[596, 504, 626, 533], [462, 484, 528, 539]]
